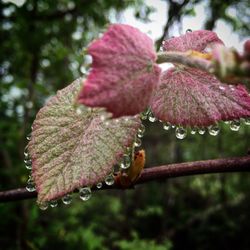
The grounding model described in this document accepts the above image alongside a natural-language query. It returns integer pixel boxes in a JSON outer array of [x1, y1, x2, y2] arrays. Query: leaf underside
[[78, 24, 161, 118], [150, 68, 250, 127], [28, 78, 141, 203]]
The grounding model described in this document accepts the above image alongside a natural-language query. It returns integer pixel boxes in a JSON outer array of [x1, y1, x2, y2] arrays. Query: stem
[[157, 51, 211, 72], [0, 155, 249, 202]]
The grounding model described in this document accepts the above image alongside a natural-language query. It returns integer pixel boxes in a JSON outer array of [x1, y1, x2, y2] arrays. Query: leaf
[[28, 78, 141, 203], [78, 24, 161, 118], [150, 67, 250, 127], [163, 30, 223, 52]]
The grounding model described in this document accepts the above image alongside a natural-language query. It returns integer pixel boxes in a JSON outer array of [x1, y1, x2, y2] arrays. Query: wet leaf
[[28, 78, 141, 203]]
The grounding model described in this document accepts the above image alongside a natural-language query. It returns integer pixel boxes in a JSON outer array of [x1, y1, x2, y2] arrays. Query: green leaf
[[28, 78, 141, 203]]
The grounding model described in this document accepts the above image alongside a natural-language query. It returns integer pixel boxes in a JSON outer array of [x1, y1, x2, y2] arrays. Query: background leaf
[[78, 24, 161, 117], [28, 78, 141, 203]]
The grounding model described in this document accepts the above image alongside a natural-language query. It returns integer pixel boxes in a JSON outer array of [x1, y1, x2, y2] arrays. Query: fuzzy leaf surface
[[28, 78, 141, 203], [163, 30, 223, 52], [150, 68, 250, 127], [78, 24, 161, 117]]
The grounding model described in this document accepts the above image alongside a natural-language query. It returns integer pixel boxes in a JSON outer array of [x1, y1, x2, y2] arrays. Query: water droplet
[[171, 125, 176, 128], [134, 138, 141, 147], [79, 187, 92, 201], [163, 122, 171, 130], [230, 120, 240, 131], [26, 133, 31, 141], [224, 121, 230, 124], [137, 131, 144, 138], [148, 111, 157, 122], [208, 124, 220, 136], [62, 194, 72, 205], [38, 202, 48, 211], [105, 175, 114, 186], [24, 159, 32, 170], [219, 86, 225, 90], [76, 105, 85, 115], [186, 29, 192, 33], [50, 200, 58, 208], [244, 118, 250, 125], [138, 124, 145, 134], [159, 46, 164, 52], [26, 176, 36, 192], [198, 128, 206, 135], [140, 109, 149, 120], [120, 154, 131, 170], [190, 128, 197, 135], [175, 127, 187, 139], [24, 145, 29, 157], [96, 182, 103, 189]]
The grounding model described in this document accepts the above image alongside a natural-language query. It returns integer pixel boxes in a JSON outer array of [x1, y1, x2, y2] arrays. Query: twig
[[0, 155, 249, 203]]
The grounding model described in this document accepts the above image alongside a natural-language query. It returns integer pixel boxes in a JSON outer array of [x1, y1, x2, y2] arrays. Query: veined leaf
[[28, 78, 141, 203]]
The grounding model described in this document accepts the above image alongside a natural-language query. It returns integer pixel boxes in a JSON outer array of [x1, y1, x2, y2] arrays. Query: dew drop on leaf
[[186, 29, 192, 33], [138, 124, 145, 134], [134, 138, 142, 147], [230, 120, 240, 131], [24, 159, 32, 170], [120, 154, 131, 170], [50, 200, 58, 208], [198, 128, 206, 135], [24, 145, 29, 157], [105, 175, 114, 186], [190, 128, 197, 135], [244, 118, 250, 125], [26, 133, 31, 141], [62, 194, 72, 205], [38, 202, 49, 211], [79, 187, 92, 201], [96, 182, 103, 189], [208, 124, 220, 136], [148, 111, 157, 122], [140, 109, 150, 120], [163, 122, 171, 131], [175, 127, 187, 140], [26, 176, 36, 192]]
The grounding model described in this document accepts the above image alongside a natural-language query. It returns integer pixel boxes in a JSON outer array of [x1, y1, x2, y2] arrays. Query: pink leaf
[[163, 30, 223, 52], [78, 24, 161, 118], [150, 67, 250, 127], [28, 78, 141, 203]]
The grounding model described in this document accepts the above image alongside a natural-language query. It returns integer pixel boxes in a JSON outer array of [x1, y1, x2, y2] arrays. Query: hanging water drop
[[62, 194, 72, 205], [198, 128, 206, 135], [26, 133, 31, 141], [208, 124, 220, 136], [134, 137, 142, 147], [26, 176, 36, 192], [190, 128, 197, 135], [163, 122, 171, 130], [148, 111, 157, 122], [38, 202, 49, 211], [138, 124, 145, 134], [79, 187, 92, 201], [24, 145, 29, 157], [50, 200, 58, 208], [186, 29, 192, 33], [140, 109, 149, 120], [230, 120, 240, 131], [96, 182, 103, 189], [175, 127, 187, 140], [24, 159, 32, 170], [120, 154, 131, 170], [105, 175, 114, 186], [244, 118, 250, 125]]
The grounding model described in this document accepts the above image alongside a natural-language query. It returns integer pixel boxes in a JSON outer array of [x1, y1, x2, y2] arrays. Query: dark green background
[[1, 0, 250, 249]]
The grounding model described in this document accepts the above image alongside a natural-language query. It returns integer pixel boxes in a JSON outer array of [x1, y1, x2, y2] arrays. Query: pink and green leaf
[[28, 78, 141, 203], [78, 24, 161, 118], [150, 67, 250, 127]]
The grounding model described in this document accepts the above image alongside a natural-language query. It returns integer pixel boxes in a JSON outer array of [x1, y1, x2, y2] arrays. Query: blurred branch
[[0, 155, 250, 202]]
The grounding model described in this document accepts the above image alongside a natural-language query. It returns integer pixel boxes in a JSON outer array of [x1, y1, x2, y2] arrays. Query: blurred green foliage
[[1, 0, 250, 250]]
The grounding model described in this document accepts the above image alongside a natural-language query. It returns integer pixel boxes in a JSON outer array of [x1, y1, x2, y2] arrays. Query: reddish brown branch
[[0, 155, 250, 202]]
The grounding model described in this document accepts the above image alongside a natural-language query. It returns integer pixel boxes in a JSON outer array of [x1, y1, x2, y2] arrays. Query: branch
[[0, 155, 250, 202]]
